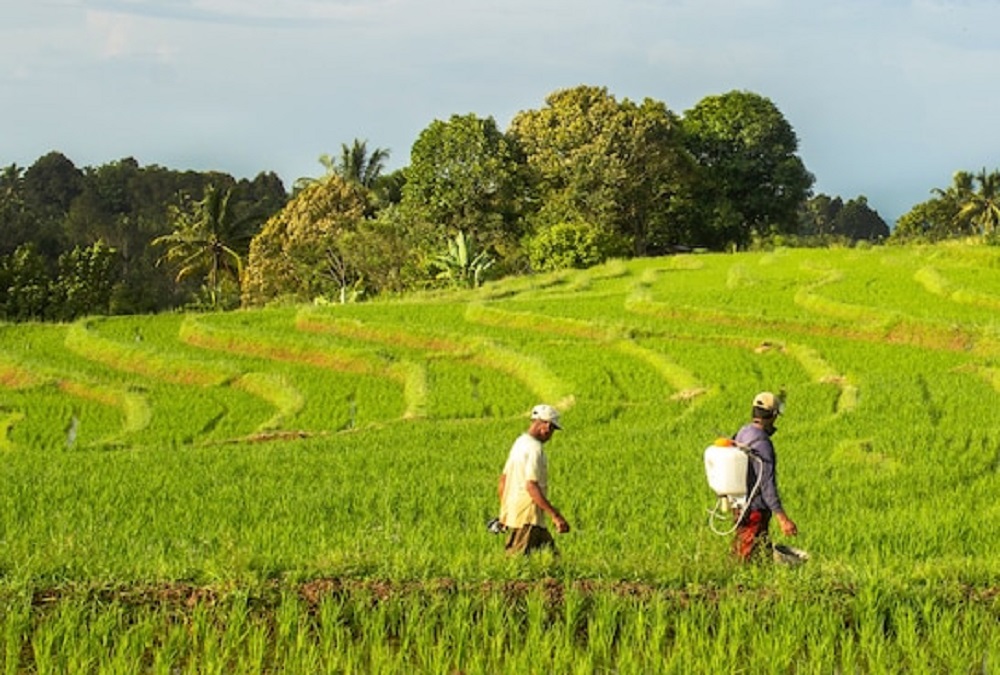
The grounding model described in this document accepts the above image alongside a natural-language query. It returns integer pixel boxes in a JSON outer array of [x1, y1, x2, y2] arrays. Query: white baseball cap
[[753, 391, 784, 416], [530, 404, 562, 429]]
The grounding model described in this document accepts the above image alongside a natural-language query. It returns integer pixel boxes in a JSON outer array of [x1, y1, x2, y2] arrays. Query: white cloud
[[190, 0, 385, 21], [86, 11, 132, 58], [4, 0, 1000, 223]]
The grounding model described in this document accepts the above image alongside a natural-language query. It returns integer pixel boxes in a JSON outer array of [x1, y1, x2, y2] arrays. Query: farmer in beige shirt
[[497, 404, 570, 555]]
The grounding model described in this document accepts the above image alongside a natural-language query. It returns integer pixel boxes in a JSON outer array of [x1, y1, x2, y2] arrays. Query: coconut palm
[[152, 185, 260, 309], [293, 139, 390, 193], [955, 168, 1000, 239], [336, 139, 390, 188]]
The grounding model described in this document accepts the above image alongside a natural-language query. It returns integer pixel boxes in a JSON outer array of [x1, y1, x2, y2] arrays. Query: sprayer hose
[[707, 452, 764, 536]]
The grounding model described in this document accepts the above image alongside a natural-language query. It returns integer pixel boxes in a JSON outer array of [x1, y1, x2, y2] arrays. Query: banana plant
[[435, 230, 494, 288]]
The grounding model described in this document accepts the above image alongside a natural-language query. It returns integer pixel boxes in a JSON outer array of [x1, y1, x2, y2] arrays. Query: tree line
[[5, 84, 991, 322]]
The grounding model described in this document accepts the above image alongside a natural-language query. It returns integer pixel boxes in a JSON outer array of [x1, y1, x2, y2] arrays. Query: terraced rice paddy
[[1, 243, 998, 671]]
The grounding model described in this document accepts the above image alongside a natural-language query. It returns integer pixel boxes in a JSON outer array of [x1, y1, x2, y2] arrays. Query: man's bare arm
[[526, 480, 570, 533]]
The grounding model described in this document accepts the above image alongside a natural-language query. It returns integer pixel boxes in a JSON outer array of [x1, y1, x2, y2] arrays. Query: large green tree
[[334, 139, 390, 189], [798, 194, 889, 242], [50, 241, 119, 321], [0, 244, 49, 321], [681, 90, 814, 248], [835, 197, 890, 242], [509, 85, 698, 256], [892, 198, 959, 242], [344, 205, 437, 296], [20, 152, 83, 258], [402, 113, 530, 270], [242, 176, 370, 305]]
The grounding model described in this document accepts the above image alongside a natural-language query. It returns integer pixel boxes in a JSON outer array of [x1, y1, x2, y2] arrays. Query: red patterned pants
[[733, 509, 771, 562]]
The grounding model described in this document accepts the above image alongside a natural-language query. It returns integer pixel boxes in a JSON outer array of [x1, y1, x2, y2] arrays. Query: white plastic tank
[[704, 440, 748, 498]]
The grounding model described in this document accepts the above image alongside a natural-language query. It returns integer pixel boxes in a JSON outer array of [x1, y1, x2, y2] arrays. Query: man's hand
[[526, 480, 570, 533], [776, 513, 798, 536]]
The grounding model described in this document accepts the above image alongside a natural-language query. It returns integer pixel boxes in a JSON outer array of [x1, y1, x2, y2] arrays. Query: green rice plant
[[180, 314, 384, 378], [1, 385, 125, 451], [0, 356, 40, 389], [0, 410, 24, 452], [296, 308, 536, 419], [58, 379, 151, 437], [295, 309, 466, 353], [66, 319, 235, 387], [465, 302, 625, 342], [468, 339, 573, 411], [615, 339, 707, 400], [477, 267, 574, 300], [231, 372, 304, 432], [1, 579, 997, 672], [914, 264, 953, 297], [395, 359, 428, 419], [3, 244, 1000, 671], [421, 359, 534, 420], [181, 313, 409, 427], [781, 340, 859, 416], [794, 266, 898, 329]]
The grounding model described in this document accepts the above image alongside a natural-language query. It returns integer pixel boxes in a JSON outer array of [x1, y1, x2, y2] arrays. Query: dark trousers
[[505, 523, 556, 556]]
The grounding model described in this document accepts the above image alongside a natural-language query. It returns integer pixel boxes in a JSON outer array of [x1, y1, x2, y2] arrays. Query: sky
[[3, 0, 1000, 226]]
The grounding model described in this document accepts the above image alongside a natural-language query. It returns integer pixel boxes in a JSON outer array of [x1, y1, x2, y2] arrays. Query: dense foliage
[[681, 90, 814, 248], [892, 168, 1000, 244], [11, 84, 1000, 323], [0, 155, 286, 318]]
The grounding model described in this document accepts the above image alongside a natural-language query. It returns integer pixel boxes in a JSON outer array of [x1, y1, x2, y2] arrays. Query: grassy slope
[[1, 244, 999, 667], [1, 242, 997, 578]]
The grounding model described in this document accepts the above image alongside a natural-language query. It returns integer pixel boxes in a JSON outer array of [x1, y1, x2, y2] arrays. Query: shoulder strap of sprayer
[[731, 433, 759, 458]]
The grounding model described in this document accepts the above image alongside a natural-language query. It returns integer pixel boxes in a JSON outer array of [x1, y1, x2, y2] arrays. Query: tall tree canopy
[[0, 164, 29, 256], [401, 113, 530, 266], [334, 139, 390, 189], [799, 194, 889, 242], [681, 90, 814, 248], [243, 176, 369, 306], [509, 85, 699, 256]]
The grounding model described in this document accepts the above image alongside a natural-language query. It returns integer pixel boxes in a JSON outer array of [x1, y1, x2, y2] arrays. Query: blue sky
[[3, 0, 999, 225]]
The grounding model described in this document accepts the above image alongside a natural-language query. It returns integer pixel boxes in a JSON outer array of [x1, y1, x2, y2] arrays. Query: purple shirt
[[734, 423, 784, 514]]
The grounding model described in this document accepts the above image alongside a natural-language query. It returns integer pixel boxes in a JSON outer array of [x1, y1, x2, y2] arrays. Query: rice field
[[1, 243, 998, 672]]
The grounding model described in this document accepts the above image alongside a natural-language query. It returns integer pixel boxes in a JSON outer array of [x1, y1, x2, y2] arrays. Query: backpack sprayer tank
[[703, 435, 810, 563], [704, 438, 748, 512], [704, 437, 765, 536]]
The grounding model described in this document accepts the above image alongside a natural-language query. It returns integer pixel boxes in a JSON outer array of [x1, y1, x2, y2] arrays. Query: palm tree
[[336, 139, 390, 188], [955, 168, 1000, 239], [152, 185, 260, 309], [293, 139, 390, 193]]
